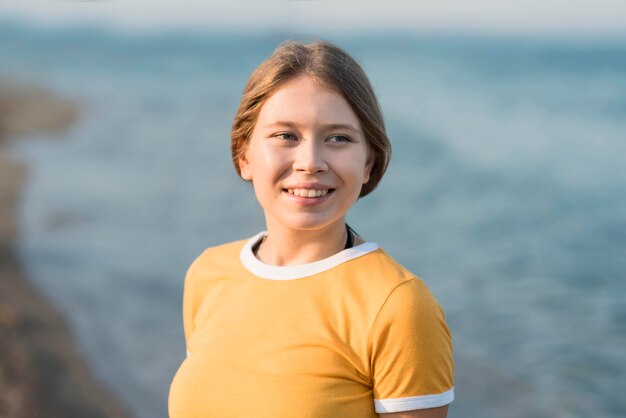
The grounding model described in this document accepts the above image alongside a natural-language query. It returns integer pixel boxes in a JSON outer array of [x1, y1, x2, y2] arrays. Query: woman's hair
[[231, 39, 391, 198]]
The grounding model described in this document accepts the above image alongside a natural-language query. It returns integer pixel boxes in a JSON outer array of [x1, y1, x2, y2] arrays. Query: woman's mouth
[[282, 188, 336, 207], [285, 188, 334, 198]]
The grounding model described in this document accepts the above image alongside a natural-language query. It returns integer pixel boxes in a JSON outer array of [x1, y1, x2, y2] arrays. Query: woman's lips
[[286, 188, 330, 197], [282, 189, 334, 205]]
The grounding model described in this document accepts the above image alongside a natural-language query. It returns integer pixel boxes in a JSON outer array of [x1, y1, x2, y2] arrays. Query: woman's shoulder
[[198, 237, 249, 259], [343, 246, 432, 294], [353, 246, 417, 279], [184, 236, 251, 279]]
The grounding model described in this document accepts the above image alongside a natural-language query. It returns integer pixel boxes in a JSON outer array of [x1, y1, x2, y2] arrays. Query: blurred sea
[[1, 22, 625, 418]]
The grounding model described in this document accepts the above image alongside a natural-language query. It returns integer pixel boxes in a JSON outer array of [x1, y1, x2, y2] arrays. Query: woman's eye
[[275, 133, 297, 141], [327, 135, 351, 143]]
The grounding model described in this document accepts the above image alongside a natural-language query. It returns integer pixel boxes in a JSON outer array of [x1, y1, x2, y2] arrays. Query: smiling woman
[[238, 75, 373, 262], [168, 40, 454, 418]]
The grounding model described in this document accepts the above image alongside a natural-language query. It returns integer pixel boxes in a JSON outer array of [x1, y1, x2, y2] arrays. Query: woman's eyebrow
[[262, 121, 361, 132], [323, 123, 361, 133], [262, 121, 299, 129]]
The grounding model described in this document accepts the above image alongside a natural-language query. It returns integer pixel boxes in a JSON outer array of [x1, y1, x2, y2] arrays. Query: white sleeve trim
[[374, 388, 454, 413]]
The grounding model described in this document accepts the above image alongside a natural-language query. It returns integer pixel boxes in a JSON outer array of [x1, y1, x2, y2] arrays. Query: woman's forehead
[[256, 76, 361, 130]]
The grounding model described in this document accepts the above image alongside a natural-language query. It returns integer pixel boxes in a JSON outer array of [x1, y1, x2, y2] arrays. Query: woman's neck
[[256, 220, 356, 266]]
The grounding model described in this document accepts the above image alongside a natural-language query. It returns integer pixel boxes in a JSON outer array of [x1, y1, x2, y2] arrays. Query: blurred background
[[1, 1, 625, 418]]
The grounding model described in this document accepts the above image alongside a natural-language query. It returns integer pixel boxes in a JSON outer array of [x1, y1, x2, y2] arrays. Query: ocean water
[[1, 22, 625, 418]]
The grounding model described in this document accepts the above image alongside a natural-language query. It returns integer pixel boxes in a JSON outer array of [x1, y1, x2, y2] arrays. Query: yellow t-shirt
[[169, 232, 454, 417]]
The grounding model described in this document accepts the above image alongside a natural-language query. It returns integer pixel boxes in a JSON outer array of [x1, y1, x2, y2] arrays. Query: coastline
[[0, 81, 130, 418]]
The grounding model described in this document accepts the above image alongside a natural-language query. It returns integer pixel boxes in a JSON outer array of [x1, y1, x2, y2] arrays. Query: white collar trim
[[239, 231, 379, 280]]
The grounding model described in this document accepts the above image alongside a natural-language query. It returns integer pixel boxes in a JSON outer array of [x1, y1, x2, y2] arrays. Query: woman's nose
[[292, 139, 328, 173]]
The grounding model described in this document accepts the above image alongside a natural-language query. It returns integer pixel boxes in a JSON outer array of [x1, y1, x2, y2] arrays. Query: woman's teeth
[[287, 189, 329, 197]]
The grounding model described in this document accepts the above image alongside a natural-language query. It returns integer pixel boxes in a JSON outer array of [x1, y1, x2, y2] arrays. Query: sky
[[1, 0, 626, 37]]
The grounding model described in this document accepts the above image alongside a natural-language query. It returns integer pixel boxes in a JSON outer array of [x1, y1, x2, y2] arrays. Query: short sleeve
[[369, 278, 454, 413], [182, 255, 202, 357]]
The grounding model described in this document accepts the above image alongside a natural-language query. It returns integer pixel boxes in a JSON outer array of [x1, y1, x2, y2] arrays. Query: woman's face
[[239, 75, 373, 234]]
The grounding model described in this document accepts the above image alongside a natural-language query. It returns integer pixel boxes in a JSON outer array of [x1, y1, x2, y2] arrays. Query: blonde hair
[[231, 39, 391, 198]]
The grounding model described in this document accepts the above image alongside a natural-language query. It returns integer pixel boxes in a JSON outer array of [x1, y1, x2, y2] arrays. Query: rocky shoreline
[[0, 82, 130, 418]]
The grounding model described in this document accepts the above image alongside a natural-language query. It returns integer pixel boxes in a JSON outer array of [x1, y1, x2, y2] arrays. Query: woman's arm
[[380, 405, 449, 418]]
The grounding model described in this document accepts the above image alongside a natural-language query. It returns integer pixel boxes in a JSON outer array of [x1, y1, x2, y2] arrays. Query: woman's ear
[[239, 154, 252, 180], [362, 152, 374, 184]]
